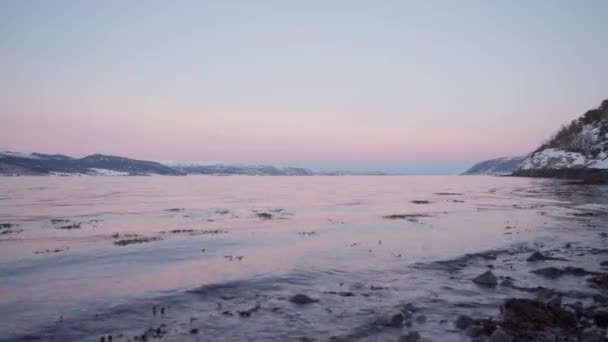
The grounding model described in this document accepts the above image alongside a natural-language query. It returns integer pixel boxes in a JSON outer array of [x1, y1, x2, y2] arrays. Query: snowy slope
[[519, 148, 607, 170], [518, 101, 608, 172], [159, 160, 315, 176], [0, 151, 183, 176], [0, 151, 385, 177], [514, 99, 608, 180], [0, 151, 42, 160], [462, 156, 526, 175]]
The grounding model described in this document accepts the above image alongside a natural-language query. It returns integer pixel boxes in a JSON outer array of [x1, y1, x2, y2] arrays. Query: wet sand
[[0, 176, 607, 341]]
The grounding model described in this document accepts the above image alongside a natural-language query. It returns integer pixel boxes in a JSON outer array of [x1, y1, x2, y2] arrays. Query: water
[[0, 176, 606, 341]]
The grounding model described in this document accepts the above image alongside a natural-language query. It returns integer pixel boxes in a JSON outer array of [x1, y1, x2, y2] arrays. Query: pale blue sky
[[1, 0, 607, 174]]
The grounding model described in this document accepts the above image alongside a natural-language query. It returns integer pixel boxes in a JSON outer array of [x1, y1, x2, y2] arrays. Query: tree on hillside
[[537, 99, 608, 153]]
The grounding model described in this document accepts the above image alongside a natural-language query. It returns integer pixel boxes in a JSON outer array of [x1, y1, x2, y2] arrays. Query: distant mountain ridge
[[0, 151, 387, 176], [0, 151, 182, 176], [461, 156, 526, 175], [160, 160, 315, 176]]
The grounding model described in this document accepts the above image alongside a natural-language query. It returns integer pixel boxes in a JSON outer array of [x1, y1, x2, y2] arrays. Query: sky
[[1, 0, 608, 174]]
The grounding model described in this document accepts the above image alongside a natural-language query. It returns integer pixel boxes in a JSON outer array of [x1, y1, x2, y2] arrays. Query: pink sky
[[2, 1, 608, 173]]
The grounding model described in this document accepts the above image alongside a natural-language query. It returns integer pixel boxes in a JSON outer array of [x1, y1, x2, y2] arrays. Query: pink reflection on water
[[0, 176, 553, 308]]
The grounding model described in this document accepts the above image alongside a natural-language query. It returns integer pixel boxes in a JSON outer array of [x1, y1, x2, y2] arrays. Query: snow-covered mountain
[[0, 151, 184, 176], [159, 160, 315, 176], [1, 151, 386, 176], [461, 156, 526, 175], [0, 151, 392, 177], [519, 148, 608, 171], [513, 99, 608, 181]]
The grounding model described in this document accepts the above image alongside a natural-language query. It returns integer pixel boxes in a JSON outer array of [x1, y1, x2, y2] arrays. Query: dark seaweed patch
[[382, 214, 431, 222], [56, 222, 82, 230], [161, 229, 227, 236], [113, 236, 162, 246], [254, 212, 273, 220], [0, 228, 23, 235]]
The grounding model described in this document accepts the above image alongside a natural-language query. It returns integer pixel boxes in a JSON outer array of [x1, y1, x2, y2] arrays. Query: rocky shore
[[512, 169, 608, 185], [412, 207, 608, 341], [436, 247, 608, 341], [2, 176, 607, 342], [32, 209, 607, 342]]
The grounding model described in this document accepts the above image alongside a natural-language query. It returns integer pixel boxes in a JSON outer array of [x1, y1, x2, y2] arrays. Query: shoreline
[[511, 168, 608, 185], [7, 210, 608, 342], [1, 177, 607, 341]]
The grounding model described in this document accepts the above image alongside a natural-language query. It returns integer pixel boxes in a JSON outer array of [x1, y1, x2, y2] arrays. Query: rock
[[527, 251, 568, 262], [594, 294, 608, 304], [500, 279, 514, 287], [527, 251, 548, 262], [472, 270, 498, 286], [189, 328, 199, 334], [325, 291, 355, 297], [581, 330, 607, 342], [238, 304, 261, 317], [545, 295, 562, 309], [399, 331, 420, 342], [588, 274, 608, 289], [454, 315, 475, 330], [387, 313, 404, 327], [289, 294, 317, 305], [501, 298, 576, 329], [415, 315, 427, 323], [531, 266, 592, 279], [401, 302, 417, 313], [593, 308, 608, 327], [488, 327, 512, 342], [465, 324, 485, 338]]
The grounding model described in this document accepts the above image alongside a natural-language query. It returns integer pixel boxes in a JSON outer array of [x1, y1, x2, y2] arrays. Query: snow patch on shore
[[88, 168, 130, 176], [520, 148, 608, 170]]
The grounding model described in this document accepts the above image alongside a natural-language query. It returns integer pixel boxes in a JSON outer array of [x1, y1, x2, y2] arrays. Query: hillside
[[0, 152, 184, 176], [160, 160, 314, 176], [514, 99, 608, 181], [461, 156, 526, 175], [0, 151, 387, 176]]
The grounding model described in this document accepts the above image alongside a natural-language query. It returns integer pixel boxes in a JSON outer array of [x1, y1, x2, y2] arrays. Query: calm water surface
[[0, 176, 605, 341]]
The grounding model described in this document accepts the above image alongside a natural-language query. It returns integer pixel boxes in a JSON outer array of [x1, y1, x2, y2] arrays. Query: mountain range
[[0, 151, 388, 176], [0, 151, 183, 176], [4, 100, 607, 179]]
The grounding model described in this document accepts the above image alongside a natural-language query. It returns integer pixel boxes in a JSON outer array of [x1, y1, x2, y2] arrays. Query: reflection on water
[[0, 176, 606, 341]]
